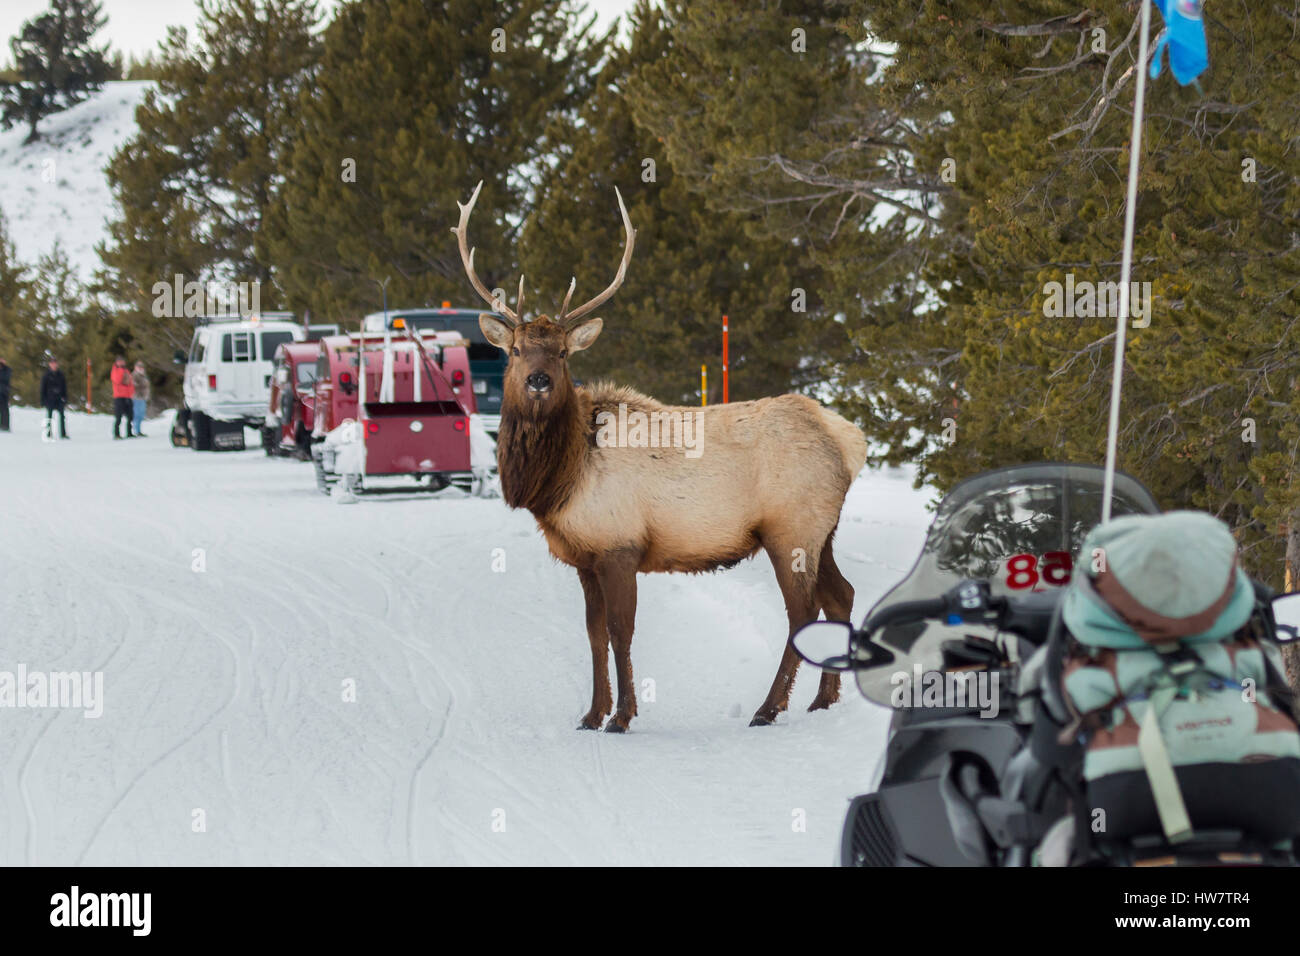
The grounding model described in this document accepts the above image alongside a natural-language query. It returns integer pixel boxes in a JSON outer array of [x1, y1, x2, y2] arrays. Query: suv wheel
[[171, 408, 191, 447], [191, 411, 214, 451]]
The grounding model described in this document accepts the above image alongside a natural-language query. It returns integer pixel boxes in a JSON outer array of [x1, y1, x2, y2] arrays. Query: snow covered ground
[[0, 405, 933, 865], [0, 81, 151, 280]]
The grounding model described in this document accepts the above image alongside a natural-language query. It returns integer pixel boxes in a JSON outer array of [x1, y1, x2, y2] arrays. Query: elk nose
[[525, 371, 552, 394]]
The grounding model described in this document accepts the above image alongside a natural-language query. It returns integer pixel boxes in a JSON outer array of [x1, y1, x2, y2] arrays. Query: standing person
[[40, 358, 69, 439], [0, 357, 10, 432], [111, 355, 135, 439], [131, 360, 150, 437]]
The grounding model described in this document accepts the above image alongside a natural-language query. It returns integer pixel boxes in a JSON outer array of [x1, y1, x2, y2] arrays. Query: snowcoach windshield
[[384, 311, 507, 415], [397, 314, 502, 362], [851, 463, 1160, 705]]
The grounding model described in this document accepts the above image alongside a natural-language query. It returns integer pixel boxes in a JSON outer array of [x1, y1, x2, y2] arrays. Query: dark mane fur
[[496, 386, 591, 517]]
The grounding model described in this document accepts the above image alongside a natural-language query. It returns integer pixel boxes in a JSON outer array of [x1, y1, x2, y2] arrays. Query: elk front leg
[[576, 568, 612, 730], [595, 550, 640, 733]]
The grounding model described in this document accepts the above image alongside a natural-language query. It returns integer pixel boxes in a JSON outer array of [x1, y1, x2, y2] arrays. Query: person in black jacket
[[0, 357, 10, 431], [39, 358, 69, 439]]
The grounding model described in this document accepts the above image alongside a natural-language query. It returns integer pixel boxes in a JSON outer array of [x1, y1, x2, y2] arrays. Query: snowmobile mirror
[[1272, 592, 1300, 643], [791, 620, 854, 671], [173, 349, 186, 365]]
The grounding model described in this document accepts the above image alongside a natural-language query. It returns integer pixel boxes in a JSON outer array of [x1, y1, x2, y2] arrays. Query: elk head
[[452, 181, 635, 417]]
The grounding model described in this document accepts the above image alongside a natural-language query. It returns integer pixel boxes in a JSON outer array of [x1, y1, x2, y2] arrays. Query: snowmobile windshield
[[852, 463, 1160, 706]]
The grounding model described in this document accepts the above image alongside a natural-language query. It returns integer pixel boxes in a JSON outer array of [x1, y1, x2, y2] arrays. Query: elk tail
[[818, 407, 869, 482]]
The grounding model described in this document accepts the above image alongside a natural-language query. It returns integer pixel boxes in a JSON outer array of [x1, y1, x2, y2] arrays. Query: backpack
[[1056, 511, 1300, 849]]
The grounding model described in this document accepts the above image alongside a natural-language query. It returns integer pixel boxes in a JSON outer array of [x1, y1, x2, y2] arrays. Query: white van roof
[[196, 312, 298, 328]]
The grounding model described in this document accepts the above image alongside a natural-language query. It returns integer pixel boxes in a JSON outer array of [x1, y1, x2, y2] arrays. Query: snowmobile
[[793, 462, 1300, 867]]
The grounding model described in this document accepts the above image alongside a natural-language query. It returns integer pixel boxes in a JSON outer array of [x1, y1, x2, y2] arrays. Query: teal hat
[[1063, 511, 1254, 649]]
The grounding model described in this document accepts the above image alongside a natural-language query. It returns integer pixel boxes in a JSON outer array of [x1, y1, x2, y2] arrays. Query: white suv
[[171, 314, 305, 451]]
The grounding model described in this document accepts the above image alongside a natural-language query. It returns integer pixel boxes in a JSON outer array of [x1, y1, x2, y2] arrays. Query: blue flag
[[1149, 0, 1208, 86]]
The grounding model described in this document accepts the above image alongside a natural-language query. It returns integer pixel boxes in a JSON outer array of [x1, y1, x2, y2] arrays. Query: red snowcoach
[[310, 322, 478, 494], [264, 341, 323, 459]]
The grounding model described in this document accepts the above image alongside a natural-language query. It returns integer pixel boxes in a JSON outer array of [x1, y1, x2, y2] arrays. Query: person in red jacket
[[111, 356, 135, 439]]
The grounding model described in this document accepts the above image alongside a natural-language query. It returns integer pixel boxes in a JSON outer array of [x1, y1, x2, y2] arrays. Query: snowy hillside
[[0, 81, 150, 281], [0, 407, 932, 866]]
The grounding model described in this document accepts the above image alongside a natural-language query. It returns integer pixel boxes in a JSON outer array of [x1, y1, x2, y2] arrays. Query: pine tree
[[0, 221, 142, 411], [27, 244, 103, 409], [39, 244, 134, 411], [518, 0, 832, 403], [121, 51, 165, 81], [0, 213, 38, 404], [98, 0, 322, 378], [0, 235, 107, 409], [0, 0, 112, 143], [629, 0, 1300, 586], [259, 0, 605, 321], [624, 0, 947, 422], [855, 1, 1300, 584]]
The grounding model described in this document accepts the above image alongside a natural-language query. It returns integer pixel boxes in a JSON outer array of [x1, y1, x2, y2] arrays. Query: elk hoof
[[604, 715, 630, 733], [748, 712, 777, 727], [577, 712, 605, 730], [807, 696, 838, 712]]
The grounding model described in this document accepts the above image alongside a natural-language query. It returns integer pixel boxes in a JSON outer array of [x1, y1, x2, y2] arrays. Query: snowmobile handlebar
[[796, 581, 1059, 674], [858, 579, 1060, 648], [861, 580, 1006, 634], [861, 597, 958, 632]]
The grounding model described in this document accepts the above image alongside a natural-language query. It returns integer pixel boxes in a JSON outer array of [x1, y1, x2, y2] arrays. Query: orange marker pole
[[722, 314, 729, 404], [701, 365, 707, 407]]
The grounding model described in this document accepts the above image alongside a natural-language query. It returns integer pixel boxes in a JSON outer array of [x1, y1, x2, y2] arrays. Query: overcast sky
[[0, 0, 636, 60]]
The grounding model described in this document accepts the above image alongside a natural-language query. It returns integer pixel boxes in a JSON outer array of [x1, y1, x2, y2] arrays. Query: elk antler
[[556, 188, 636, 327], [451, 180, 522, 326]]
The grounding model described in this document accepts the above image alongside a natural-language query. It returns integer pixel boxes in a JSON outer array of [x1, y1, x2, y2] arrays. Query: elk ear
[[479, 313, 514, 352], [565, 316, 603, 354]]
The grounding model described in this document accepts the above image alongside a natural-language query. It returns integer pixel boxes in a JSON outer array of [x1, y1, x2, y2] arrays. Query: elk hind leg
[[808, 535, 854, 711], [750, 536, 820, 726]]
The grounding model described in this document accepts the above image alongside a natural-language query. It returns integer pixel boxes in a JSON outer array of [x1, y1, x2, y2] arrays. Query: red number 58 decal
[[1004, 551, 1072, 590]]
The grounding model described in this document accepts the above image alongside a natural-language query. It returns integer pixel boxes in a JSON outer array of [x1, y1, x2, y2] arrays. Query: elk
[[453, 181, 867, 731]]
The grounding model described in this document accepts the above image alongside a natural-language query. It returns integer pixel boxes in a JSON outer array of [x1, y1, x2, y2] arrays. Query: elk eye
[[511, 347, 520, 356], [560, 349, 568, 359]]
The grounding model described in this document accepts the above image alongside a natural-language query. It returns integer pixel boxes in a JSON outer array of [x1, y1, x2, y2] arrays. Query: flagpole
[[1101, 0, 1154, 524]]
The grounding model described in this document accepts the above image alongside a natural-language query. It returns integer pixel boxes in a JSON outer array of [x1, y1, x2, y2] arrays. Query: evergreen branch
[[978, 10, 1103, 38], [766, 154, 944, 224], [1019, 30, 1096, 76], [1049, 57, 1138, 142], [1047, 331, 1115, 379], [1177, 383, 1230, 407], [1050, 11, 1143, 142]]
